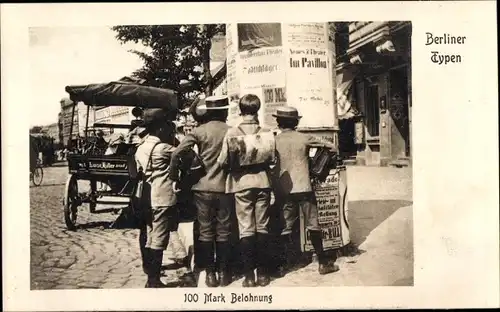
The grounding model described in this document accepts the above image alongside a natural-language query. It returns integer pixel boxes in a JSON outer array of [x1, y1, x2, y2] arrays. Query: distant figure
[[127, 122, 146, 145], [175, 122, 185, 143], [63, 147, 68, 160], [30, 137, 38, 174], [47, 141, 55, 166], [95, 130, 108, 149], [104, 133, 126, 156]]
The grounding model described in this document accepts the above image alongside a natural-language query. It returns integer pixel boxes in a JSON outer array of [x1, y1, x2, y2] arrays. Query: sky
[[29, 27, 148, 127]]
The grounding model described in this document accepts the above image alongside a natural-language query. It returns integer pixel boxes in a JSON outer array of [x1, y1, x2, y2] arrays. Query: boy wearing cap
[[170, 95, 232, 287], [273, 106, 339, 276], [135, 108, 178, 288], [217, 94, 275, 287]]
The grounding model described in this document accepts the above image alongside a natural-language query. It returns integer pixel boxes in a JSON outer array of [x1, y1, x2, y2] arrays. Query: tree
[[111, 24, 225, 108], [329, 22, 350, 64], [30, 126, 43, 134]]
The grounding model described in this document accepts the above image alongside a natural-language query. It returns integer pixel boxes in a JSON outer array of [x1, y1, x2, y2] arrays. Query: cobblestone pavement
[[30, 165, 187, 290], [31, 164, 413, 289], [222, 166, 413, 287], [299, 165, 412, 287]]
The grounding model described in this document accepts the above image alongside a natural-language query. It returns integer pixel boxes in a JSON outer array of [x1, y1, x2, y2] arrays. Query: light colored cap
[[272, 106, 302, 119], [197, 95, 230, 110]]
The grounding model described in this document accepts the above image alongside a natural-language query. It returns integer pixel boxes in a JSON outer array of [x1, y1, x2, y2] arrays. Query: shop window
[[366, 84, 380, 136]]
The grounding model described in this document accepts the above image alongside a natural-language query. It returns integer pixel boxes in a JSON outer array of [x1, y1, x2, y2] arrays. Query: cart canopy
[[65, 81, 179, 111]]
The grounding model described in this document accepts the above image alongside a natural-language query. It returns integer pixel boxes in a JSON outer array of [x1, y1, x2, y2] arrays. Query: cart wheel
[[89, 180, 97, 213], [63, 175, 79, 231], [32, 166, 44, 186]]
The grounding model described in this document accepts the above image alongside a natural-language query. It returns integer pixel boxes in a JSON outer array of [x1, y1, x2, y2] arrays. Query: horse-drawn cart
[[63, 80, 178, 230]]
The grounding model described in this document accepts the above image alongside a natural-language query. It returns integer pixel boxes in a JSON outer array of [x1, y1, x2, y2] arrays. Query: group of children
[[134, 94, 340, 288]]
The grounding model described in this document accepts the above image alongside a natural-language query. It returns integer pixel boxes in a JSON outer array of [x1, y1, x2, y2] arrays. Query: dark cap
[[272, 106, 302, 120], [142, 108, 169, 127], [131, 106, 144, 118]]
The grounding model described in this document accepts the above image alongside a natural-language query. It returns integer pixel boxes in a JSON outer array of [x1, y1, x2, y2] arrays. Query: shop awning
[[337, 70, 357, 120]]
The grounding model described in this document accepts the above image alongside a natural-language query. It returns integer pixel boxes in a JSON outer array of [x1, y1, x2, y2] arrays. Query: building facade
[[60, 98, 79, 146], [91, 106, 135, 135], [41, 123, 60, 144], [62, 102, 135, 137], [338, 21, 412, 166]]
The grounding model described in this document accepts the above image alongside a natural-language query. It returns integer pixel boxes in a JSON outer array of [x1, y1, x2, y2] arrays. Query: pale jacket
[[135, 135, 177, 207]]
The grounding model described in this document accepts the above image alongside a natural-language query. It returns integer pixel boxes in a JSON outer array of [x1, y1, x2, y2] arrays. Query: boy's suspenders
[[237, 125, 261, 136]]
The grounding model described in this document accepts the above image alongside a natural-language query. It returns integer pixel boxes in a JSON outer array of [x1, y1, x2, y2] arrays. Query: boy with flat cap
[[273, 106, 339, 276], [170, 95, 232, 287], [135, 108, 178, 288], [217, 94, 276, 287]]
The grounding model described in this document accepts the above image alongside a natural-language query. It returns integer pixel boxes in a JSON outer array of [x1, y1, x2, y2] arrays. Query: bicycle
[[30, 161, 44, 186]]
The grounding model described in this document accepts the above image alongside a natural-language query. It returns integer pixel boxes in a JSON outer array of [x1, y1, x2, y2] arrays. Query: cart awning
[[65, 81, 178, 111]]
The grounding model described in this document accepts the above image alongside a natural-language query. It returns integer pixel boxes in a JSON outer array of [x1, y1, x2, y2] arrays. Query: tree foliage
[[329, 22, 350, 64], [111, 24, 225, 108], [30, 126, 43, 134]]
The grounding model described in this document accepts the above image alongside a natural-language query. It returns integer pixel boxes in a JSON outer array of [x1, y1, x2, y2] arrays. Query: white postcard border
[[2, 1, 499, 310]]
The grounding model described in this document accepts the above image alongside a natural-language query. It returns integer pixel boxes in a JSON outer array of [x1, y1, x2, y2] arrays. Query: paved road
[[265, 204, 413, 287], [30, 165, 187, 290], [216, 165, 413, 287], [31, 164, 413, 289]]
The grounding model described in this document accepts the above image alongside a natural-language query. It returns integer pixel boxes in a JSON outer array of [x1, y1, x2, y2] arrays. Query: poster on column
[[226, 52, 242, 127], [226, 52, 240, 100], [301, 167, 350, 252], [237, 23, 282, 52], [239, 47, 286, 91], [262, 86, 287, 128], [226, 23, 234, 51], [285, 23, 328, 48], [283, 23, 336, 129], [226, 24, 242, 126], [226, 23, 240, 95], [239, 46, 287, 128]]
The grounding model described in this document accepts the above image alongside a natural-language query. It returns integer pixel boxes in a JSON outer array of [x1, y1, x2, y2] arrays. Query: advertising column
[[227, 23, 338, 132]]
